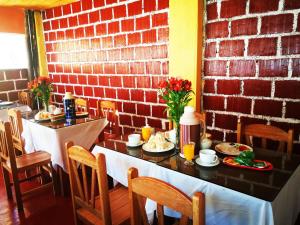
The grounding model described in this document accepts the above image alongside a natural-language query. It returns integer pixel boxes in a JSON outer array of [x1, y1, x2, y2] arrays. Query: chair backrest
[[65, 141, 112, 225], [127, 167, 205, 225], [75, 98, 89, 112], [0, 121, 18, 171], [237, 122, 294, 155], [18, 91, 32, 107], [7, 109, 24, 155], [97, 100, 119, 136]]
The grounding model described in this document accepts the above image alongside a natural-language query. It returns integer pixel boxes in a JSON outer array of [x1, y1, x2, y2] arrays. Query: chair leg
[[2, 168, 13, 199], [12, 172, 23, 211], [49, 162, 58, 196]]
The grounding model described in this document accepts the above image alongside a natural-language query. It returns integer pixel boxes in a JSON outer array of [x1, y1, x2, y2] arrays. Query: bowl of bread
[[142, 132, 174, 153]]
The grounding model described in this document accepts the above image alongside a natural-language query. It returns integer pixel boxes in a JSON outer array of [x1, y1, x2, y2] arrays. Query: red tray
[[223, 157, 273, 171]]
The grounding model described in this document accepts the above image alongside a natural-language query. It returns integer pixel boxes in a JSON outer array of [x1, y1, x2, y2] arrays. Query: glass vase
[[43, 101, 49, 112], [174, 121, 180, 151]]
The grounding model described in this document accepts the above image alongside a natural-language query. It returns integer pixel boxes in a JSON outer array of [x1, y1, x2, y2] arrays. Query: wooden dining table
[[92, 134, 300, 225]]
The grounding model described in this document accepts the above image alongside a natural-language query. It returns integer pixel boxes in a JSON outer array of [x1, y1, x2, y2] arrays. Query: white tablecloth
[[0, 104, 31, 121], [22, 118, 107, 171], [92, 145, 300, 225]]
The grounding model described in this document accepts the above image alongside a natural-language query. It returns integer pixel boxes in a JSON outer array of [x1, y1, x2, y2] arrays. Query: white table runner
[[92, 145, 300, 225], [22, 118, 107, 171]]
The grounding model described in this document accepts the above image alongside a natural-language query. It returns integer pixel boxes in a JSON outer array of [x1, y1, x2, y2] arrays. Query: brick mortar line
[[47, 58, 169, 63], [43, 7, 169, 23], [203, 93, 300, 103], [204, 109, 300, 123], [203, 77, 300, 81], [206, 9, 300, 23], [204, 55, 300, 60], [43, 23, 169, 36], [53, 83, 162, 91], [45, 42, 169, 51], [205, 33, 300, 43]]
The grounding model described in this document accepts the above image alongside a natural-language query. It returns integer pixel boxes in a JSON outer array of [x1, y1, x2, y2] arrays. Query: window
[[0, 32, 29, 69]]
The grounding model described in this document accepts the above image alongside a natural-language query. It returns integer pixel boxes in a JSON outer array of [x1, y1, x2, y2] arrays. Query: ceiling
[[0, 0, 78, 9]]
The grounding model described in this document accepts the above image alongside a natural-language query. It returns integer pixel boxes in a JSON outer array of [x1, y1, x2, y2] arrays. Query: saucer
[[195, 157, 220, 167], [126, 141, 144, 148]]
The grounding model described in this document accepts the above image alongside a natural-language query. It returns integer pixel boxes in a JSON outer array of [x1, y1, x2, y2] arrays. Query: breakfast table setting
[[93, 121, 300, 225], [21, 92, 108, 172], [91, 78, 300, 225]]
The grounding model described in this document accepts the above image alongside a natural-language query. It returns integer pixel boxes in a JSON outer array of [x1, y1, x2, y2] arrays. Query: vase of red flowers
[[28, 77, 53, 112], [158, 77, 194, 148]]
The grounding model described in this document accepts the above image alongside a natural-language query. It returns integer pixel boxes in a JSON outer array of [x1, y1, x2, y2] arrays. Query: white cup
[[199, 149, 218, 164], [48, 105, 56, 114], [53, 107, 62, 115], [128, 134, 141, 146]]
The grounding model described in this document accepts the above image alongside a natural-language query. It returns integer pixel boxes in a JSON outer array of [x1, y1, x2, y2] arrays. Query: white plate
[[126, 141, 144, 148], [195, 157, 220, 167], [0, 101, 14, 106], [34, 112, 51, 121], [142, 142, 175, 153], [215, 142, 253, 156]]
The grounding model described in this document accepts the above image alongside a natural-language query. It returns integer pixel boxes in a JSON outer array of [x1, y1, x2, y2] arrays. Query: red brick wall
[[0, 69, 28, 101], [204, 0, 300, 153], [42, 0, 169, 133]]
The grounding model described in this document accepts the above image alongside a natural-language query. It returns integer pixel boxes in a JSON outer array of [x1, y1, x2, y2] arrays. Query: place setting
[[126, 124, 176, 158]]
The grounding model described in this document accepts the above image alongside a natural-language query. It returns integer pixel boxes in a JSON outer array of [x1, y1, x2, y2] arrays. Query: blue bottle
[[63, 92, 76, 123]]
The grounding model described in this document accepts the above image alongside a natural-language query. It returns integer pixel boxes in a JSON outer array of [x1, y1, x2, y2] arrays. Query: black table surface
[[98, 135, 300, 202], [22, 110, 103, 130]]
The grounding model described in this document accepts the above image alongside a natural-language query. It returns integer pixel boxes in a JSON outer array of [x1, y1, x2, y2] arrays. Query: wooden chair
[[8, 109, 24, 155], [127, 167, 205, 225], [237, 122, 294, 155], [66, 141, 130, 225], [75, 98, 89, 112], [18, 91, 32, 107], [0, 121, 56, 211], [97, 100, 120, 140]]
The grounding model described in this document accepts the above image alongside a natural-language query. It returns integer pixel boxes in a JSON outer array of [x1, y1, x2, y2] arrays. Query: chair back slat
[[75, 98, 89, 112], [7, 109, 24, 154], [66, 142, 112, 225], [91, 168, 96, 207], [237, 122, 294, 155], [0, 121, 18, 170], [18, 91, 32, 107], [128, 167, 205, 225], [97, 100, 119, 137]]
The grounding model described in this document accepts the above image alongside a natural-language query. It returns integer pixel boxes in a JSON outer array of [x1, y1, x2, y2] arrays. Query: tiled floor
[[0, 169, 74, 225]]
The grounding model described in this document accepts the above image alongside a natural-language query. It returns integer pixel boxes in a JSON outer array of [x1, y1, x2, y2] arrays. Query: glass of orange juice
[[142, 125, 152, 142], [183, 142, 195, 166]]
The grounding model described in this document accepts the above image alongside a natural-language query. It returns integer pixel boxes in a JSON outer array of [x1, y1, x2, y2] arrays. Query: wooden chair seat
[[77, 185, 130, 225], [0, 121, 57, 211], [5, 151, 51, 171]]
